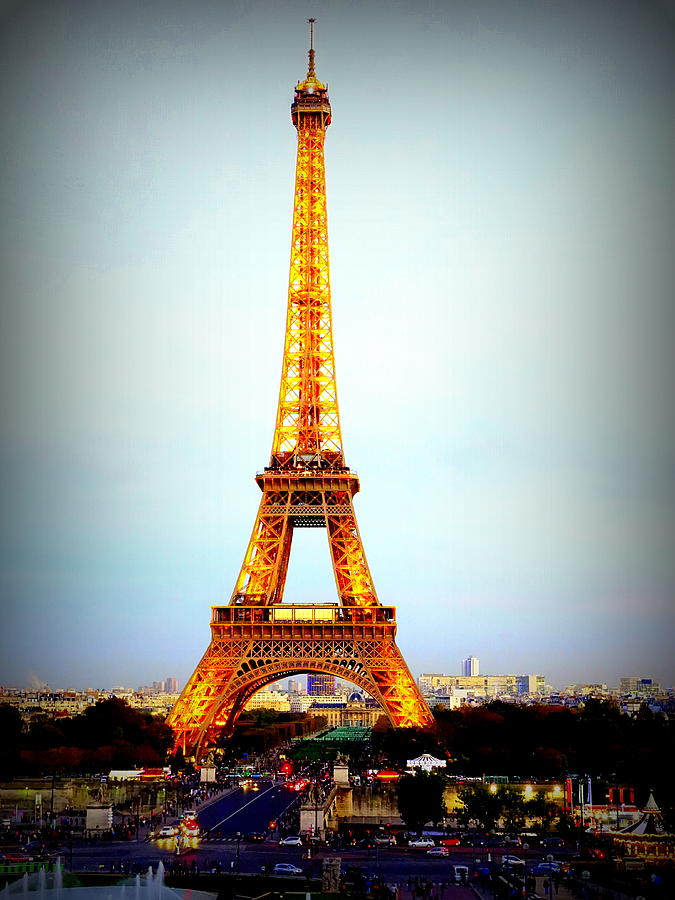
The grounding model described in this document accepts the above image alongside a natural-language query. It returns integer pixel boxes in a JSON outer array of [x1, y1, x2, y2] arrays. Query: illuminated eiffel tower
[[168, 22, 434, 758]]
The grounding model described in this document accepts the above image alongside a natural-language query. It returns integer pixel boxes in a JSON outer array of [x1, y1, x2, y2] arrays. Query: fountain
[[0, 861, 214, 900]]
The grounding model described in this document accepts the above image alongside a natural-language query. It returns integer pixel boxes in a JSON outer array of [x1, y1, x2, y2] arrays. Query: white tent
[[406, 753, 446, 771], [619, 791, 666, 835]]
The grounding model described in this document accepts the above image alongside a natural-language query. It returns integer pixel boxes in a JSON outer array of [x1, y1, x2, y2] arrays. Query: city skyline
[[1, 664, 668, 696], [1, 1, 674, 693]]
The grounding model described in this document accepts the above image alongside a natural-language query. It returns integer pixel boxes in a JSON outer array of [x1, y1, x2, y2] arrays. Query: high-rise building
[[165, 677, 179, 693], [307, 674, 336, 696], [462, 656, 479, 676]]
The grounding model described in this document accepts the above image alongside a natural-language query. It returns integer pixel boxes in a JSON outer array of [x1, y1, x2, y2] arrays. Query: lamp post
[[50, 774, 56, 831], [235, 831, 241, 873], [314, 775, 320, 840]]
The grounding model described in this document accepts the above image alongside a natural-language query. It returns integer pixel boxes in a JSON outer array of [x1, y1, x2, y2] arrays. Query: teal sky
[[1, 0, 674, 692]]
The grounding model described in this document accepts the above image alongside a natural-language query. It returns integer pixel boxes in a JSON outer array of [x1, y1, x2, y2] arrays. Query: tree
[[0, 704, 23, 776], [526, 790, 560, 833], [397, 771, 447, 831], [497, 786, 528, 834], [456, 784, 503, 832], [371, 725, 442, 767], [9, 699, 173, 775]]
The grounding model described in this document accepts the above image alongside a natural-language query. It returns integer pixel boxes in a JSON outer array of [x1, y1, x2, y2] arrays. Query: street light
[[50, 774, 56, 830], [236, 831, 241, 873]]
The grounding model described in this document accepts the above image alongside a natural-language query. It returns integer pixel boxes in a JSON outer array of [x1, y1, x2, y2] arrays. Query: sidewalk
[[534, 875, 578, 900], [469, 875, 578, 900]]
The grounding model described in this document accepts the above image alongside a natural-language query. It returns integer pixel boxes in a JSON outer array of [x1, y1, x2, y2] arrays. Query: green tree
[[526, 790, 560, 833], [456, 784, 503, 832], [497, 786, 528, 833], [397, 771, 447, 831]]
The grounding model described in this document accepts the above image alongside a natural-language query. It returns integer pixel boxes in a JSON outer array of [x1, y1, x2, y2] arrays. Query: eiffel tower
[[167, 21, 434, 758]]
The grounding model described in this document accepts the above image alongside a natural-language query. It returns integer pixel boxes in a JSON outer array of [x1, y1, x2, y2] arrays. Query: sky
[[1, 0, 674, 693]]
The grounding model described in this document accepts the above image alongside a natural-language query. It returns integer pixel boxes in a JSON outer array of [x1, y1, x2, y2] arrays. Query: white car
[[501, 855, 525, 867], [451, 865, 469, 883], [273, 863, 303, 875], [279, 836, 303, 847], [156, 825, 178, 838], [408, 838, 435, 849], [427, 847, 449, 857]]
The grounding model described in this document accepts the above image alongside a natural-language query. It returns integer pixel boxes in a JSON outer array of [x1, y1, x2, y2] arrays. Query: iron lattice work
[[167, 27, 434, 757]]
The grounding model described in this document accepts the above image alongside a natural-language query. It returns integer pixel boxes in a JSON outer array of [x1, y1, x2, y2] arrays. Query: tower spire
[[307, 18, 316, 79]]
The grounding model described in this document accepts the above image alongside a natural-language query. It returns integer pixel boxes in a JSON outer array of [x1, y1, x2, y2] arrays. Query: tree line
[[374, 699, 675, 822], [0, 698, 173, 776]]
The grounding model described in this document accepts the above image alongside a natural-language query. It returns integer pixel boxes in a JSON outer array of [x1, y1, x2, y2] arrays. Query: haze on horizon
[[1, 0, 674, 695]]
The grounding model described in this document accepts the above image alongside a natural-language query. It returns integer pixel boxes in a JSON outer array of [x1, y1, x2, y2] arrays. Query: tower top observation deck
[[292, 18, 331, 126]]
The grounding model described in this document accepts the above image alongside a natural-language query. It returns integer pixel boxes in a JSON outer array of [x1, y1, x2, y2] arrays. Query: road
[[58, 784, 572, 885], [196, 780, 299, 837]]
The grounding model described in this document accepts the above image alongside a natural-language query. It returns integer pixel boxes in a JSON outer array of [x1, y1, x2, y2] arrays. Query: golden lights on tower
[[167, 22, 433, 758]]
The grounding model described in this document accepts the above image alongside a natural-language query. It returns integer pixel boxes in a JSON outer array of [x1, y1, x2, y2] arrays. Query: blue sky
[[1, 0, 674, 692]]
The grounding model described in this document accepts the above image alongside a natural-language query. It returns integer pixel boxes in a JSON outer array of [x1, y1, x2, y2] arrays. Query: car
[[373, 835, 396, 846], [451, 865, 469, 883], [500, 855, 526, 867], [533, 862, 562, 875], [23, 842, 47, 854], [272, 863, 304, 875], [439, 837, 461, 846], [462, 834, 487, 846], [541, 837, 565, 848], [156, 825, 178, 838], [279, 835, 303, 847], [408, 838, 435, 849], [427, 847, 449, 857], [244, 831, 266, 842], [344, 866, 375, 884], [1, 852, 33, 863]]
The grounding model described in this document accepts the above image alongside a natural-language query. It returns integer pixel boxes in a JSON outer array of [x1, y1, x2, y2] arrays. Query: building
[[244, 689, 291, 712], [289, 692, 347, 713], [165, 677, 179, 693], [619, 676, 661, 696], [308, 695, 382, 727], [418, 673, 545, 698], [516, 674, 545, 694], [307, 674, 336, 696], [462, 656, 480, 676]]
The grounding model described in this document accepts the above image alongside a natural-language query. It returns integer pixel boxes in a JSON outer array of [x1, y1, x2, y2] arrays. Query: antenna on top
[[307, 18, 316, 78]]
